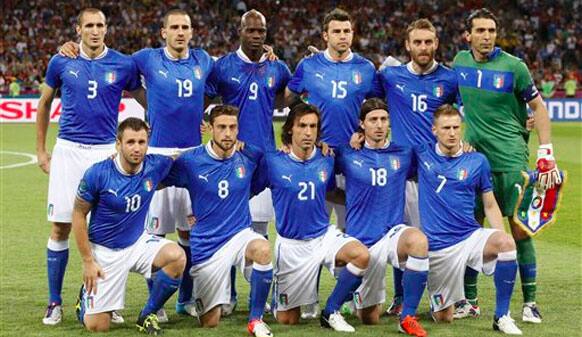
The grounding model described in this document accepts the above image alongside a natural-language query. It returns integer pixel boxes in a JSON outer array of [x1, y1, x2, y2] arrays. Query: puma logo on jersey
[[198, 174, 209, 182], [396, 84, 405, 92], [423, 161, 432, 170], [68, 70, 79, 78], [315, 72, 324, 80], [459, 72, 468, 80], [231, 77, 241, 83], [352, 159, 363, 167], [158, 70, 168, 78], [281, 175, 292, 182], [107, 189, 118, 197]]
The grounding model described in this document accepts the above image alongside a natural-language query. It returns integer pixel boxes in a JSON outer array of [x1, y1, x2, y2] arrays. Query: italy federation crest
[[513, 170, 567, 236], [493, 74, 504, 89], [105, 71, 116, 84]]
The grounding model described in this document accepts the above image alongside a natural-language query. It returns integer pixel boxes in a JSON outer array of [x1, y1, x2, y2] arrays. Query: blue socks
[[47, 239, 69, 305], [323, 263, 365, 316], [141, 270, 180, 317], [177, 242, 193, 304], [249, 263, 273, 321], [401, 256, 429, 318], [494, 251, 518, 318]]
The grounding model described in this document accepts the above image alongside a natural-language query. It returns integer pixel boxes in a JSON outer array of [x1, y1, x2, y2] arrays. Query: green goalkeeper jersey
[[453, 48, 539, 172]]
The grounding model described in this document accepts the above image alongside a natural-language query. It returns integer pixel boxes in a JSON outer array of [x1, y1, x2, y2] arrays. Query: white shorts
[[428, 228, 499, 312], [146, 146, 193, 235], [82, 232, 173, 315], [354, 224, 411, 309], [273, 226, 357, 312], [190, 228, 265, 315], [47, 138, 115, 223], [404, 180, 421, 229], [250, 188, 275, 224]]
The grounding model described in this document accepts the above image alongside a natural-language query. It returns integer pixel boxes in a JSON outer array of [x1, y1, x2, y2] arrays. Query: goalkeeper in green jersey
[[452, 8, 562, 324]]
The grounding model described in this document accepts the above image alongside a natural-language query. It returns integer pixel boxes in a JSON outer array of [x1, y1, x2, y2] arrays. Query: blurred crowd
[[1, 0, 580, 97]]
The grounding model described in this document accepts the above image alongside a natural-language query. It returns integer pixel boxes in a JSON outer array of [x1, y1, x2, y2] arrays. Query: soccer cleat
[[248, 319, 273, 337], [136, 313, 163, 335], [522, 303, 542, 323], [453, 299, 480, 319], [399, 315, 427, 337], [156, 308, 168, 323], [493, 314, 523, 335], [221, 299, 238, 317], [320, 310, 355, 332], [43, 302, 63, 325], [176, 301, 198, 317], [386, 296, 403, 316], [301, 303, 320, 319], [111, 310, 125, 324]]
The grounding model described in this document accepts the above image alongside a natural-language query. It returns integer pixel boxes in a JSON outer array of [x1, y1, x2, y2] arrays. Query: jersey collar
[[435, 142, 464, 158], [406, 60, 438, 76], [236, 47, 268, 63], [470, 46, 502, 62], [163, 47, 190, 61], [323, 49, 354, 63], [79, 44, 109, 60], [114, 153, 143, 176], [289, 146, 317, 162], [205, 141, 236, 160], [364, 140, 390, 149]]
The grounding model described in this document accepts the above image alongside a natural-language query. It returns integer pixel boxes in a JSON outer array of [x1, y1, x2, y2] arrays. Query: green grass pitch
[[0, 122, 580, 336]]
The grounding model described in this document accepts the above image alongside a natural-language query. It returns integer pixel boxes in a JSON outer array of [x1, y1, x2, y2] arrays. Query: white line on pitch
[[0, 151, 38, 169]]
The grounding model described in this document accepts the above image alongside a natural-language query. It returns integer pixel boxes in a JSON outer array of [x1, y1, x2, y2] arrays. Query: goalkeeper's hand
[[536, 144, 561, 190]]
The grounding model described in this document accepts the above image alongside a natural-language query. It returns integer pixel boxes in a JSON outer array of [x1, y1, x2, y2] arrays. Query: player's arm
[[284, 87, 299, 107], [72, 197, 105, 295], [528, 96, 561, 189], [482, 191, 505, 232], [36, 84, 57, 174]]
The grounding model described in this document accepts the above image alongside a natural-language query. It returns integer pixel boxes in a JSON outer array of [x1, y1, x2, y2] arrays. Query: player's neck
[[210, 141, 235, 159], [364, 137, 389, 149], [436, 142, 462, 157], [80, 42, 105, 59], [290, 145, 316, 161], [166, 47, 188, 60], [241, 45, 262, 62], [471, 48, 489, 62], [115, 153, 143, 175], [411, 60, 436, 74], [326, 47, 351, 61]]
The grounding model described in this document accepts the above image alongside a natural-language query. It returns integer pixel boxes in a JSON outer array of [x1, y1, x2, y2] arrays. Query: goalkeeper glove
[[536, 143, 561, 190]]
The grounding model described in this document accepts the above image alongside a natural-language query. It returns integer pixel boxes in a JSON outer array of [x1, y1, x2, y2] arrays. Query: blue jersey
[[132, 48, 214, 148], [206, 49, 292, 151], [163, 143, 262, 265], [45, 48, 140, 144], [287, 51, 378, 147], [336, 144, 414, 247], [77, 154, 173, 249], [415, 143, 493, 251], [376, 63, 459, 147], [254, 149, 335, 240]]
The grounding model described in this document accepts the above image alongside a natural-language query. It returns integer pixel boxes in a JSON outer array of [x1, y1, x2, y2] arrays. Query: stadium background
[[0, 1, 580, 336]]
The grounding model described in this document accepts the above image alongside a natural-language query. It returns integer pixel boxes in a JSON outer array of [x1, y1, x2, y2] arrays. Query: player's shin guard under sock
[[401, 256, 429, 318], [494, 251, 518, 318], [516, 238, 537, 303], [249, 263, 273, 321], [230, 266, 238, 303], [464, 266, 479, 305], [177, 241, 193, 304], [393, 267, 404, 298], [141, 270, 180, 317], [323, 263, 365, 316], [47, 239, 69, 304]]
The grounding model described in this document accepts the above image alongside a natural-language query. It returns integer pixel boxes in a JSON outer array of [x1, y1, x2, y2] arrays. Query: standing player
[[254, 101, 370, 332], [335, 98, 428, 337], [453, 8, 561, 323], [36, 8, 142, 325], [163, 105, 273, 337], [73, 118, 185, 334], [418, 105, 522, 335]]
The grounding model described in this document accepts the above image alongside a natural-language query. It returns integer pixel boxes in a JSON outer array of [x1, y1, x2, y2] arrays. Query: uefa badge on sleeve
[[513, 170, 567, 236]]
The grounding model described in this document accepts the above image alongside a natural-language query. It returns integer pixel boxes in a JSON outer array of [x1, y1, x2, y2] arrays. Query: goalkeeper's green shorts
[[476, 171, 526, 218]]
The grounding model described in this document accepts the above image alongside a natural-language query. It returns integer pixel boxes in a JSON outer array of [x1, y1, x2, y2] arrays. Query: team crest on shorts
[[105, 71, 116, 84], [193, 66, 203, 80], [143, 179, 154, 192], [432, 293, 444, 307], [86, 295, 95, 309], [195, 298, 204, 313], [236, 165, 246, 178], [353, 292, 363, 306], [47, 203, 54, 217], [148, 217, 159, 231], [279, 293, 288, 306]]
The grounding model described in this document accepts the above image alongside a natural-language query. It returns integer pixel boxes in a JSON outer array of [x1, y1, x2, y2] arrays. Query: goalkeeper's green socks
[[517, 237, 537, 303], [464, 267, 479, 305]]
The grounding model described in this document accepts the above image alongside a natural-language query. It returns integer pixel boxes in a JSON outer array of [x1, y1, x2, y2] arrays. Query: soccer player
[[418, 104, 522, 335], [453, 8, 561, 323], [162, 105, 273, 337], [36, 8, 142, 325], [285, 8, 376, 317], [253, 101, 370, 332], [72, 118, 185, 334], [335, 98, 428, 336]]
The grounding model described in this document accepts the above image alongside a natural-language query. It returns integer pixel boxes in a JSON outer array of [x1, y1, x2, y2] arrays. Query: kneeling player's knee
[[51, 222, 71, 241], [84, 316, 110, 332], [433, 309, 453, 323], [276, 312, 300, 325], [255, 241, 272, 264], [353, 244, 370, 268], [163, 244, 186, 277], [499, 234, 516, 252], [405, 228, 428, 255]]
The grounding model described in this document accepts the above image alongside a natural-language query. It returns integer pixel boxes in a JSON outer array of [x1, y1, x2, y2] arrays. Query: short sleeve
[[477, 156, 493, 193], [205, 60, 220, 98], [287, 59, 306, 94], [514, 60, 539, 103], [76, 166, 100, 204], [152, 154, 174, 182], [372, 70, 386, 99], [251, 152, 271, 196], [45, 55, 63, 89], [162, 154, 189, 188], [131, 49, 150, 75]]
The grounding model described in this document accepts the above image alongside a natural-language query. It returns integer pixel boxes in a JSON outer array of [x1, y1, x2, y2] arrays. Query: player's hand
[[306, 45, 320, 58], [349, 132, 364, 150], [278, 143, 291, 154], [200, 121, 210, 135], [462, 142, 475, 152], [526, 116, 535, 131], [37, 150, 51, 174], [536, 143, 562, 190], [317, 141, 334, 156], [83, 260, 105, 295], [58, 41, 80, 59], [263, 45, 279, 61], [235, 140, 245, 152]]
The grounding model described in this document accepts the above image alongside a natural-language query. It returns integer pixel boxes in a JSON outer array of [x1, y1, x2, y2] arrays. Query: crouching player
[[417, 105, 522, 334], [335, 98, 429, 336], [254, 101, 370, 332], [72, 118, 186, 334]]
